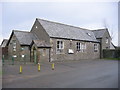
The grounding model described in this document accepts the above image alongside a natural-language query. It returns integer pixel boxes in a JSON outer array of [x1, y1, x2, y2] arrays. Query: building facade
[[30, 18, 100, 63], [1, 18, 113, 63], [93, 29, 114, 58]]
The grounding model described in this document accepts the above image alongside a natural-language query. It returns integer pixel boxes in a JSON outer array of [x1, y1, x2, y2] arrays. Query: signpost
[[12, 56, 14, 65]]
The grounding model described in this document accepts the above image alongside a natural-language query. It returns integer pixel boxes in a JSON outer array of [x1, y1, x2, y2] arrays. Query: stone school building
[[1, 18, 115, 63]]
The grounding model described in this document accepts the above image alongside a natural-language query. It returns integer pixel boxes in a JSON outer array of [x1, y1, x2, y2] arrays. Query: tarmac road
[[2, 59, 118, 88]]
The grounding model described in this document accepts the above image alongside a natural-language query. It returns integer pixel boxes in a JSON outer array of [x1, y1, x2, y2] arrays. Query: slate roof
[[37, 18, 98, 42], [13, 30, 39, 45], [33, 40, 51, 48], [1, 39, 8, 47], [92, 29, 107, 38]]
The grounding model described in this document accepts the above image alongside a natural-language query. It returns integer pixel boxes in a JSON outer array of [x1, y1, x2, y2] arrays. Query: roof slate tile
[[37, 18, 98, 42]]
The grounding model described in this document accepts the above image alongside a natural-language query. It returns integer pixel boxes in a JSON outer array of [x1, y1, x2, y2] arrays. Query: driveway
[[2, 59, 118, 88]]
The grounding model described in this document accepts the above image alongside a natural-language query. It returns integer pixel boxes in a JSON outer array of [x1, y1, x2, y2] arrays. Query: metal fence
[[2, 55, 32, 65]]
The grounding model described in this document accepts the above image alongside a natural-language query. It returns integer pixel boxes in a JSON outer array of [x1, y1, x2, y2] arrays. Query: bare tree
[[109, 25, 115, 41], [103, 19, 114, 41]]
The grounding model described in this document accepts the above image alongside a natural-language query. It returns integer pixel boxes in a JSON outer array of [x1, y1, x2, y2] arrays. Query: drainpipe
[[30, 47, 31, 62], [49, 48, 51, 62], [100, 39, 102, 59]]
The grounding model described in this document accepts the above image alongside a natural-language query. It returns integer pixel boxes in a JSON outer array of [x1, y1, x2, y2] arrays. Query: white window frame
[[76, 42, 81, 51], [36, 26, 38, 29], [81, 43, 84, 52], [80, 43, 86, 52], [13, 55, 17, 57], [106, 37, 108, 43], [13, 46, 16, 49], [13, 40, 16, 51], [76, 42, 86, 52], [94, 44, 98, 52], [56, 41, 64, 54], [13, 48, 16, 51], [13, 42, 16, 45], [57, 41, 64, 50], [21, 47, 24, 50]]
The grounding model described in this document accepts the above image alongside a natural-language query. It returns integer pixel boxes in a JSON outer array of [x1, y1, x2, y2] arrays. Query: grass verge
[[103, 58, 120, 60]]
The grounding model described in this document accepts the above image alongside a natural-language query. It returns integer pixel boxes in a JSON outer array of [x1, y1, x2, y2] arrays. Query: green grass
[[0, 71, 2, 75], [104, 58, 120, 60]]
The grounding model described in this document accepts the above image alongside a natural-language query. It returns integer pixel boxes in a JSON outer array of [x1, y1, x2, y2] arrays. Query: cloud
[[2, 18, 35, 41], [79, 22, 105, 30], [1, 2, 118, 46]]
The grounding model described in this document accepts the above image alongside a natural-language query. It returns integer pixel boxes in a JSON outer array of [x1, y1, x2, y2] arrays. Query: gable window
[[36, 26, 38, 29], [13, 55, 17, 57], [76, 42, 81, 51], [56, 41, 64, 54], [106, 37, 108, 43], [13, 40, 16, 44], [13, 48, 16, 51], [21, 48, 24, 51], [13, 42, 16, 45], [94, 44, 98, 52], [13, 40, 16, 52]]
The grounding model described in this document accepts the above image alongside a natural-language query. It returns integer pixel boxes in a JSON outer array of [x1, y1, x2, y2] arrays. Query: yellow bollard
[[19, 65, 22, 74], [38, 63, 40, 72], [52, 63, 54, 70]]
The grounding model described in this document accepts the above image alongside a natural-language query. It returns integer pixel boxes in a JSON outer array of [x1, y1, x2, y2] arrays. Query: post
[[38, 63, 40, 72], [52, 63, 54, 70], [12, 56, 14, 65], [19, 65, 22, 74]]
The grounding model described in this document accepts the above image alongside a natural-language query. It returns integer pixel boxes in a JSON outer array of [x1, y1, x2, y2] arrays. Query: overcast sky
[[0, 1, 118, 46]]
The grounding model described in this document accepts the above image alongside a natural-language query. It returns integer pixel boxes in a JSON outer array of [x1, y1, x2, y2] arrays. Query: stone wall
[[8, 34, 30, 62], [50, 38, 100, 61]]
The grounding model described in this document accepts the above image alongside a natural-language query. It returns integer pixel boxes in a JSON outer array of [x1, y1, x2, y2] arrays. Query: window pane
[[13, 46, 16, 49], [13, 48, 16, 51], [61, 41, 62, 44], [94, 44, 98, 52], [57, 41, 59, 45], [57, 44, 59, 49], [61, 44, 63, 49]]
